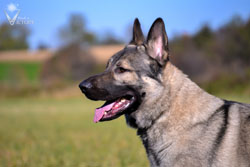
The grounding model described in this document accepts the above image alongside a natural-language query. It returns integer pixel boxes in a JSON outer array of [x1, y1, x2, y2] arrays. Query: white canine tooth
[[121, 99, 125, 102], [104, 112, 107, 115]]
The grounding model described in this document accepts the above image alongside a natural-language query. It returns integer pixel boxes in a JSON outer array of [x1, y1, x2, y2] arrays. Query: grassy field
[[0, 97, 148, 167], [0, 62, 41, 85], [0, 95, 249, 167]]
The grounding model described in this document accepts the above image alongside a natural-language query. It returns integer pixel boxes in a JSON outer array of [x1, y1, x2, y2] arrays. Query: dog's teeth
[[104, 112, 107, 115], [121, 99, 125, 102]]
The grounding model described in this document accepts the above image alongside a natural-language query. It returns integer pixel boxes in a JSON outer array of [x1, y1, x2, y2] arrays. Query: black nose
[[79, 80, 93, 94]]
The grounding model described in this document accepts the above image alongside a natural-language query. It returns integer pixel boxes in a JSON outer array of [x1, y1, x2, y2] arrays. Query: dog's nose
[[79, 80, 93, 93]]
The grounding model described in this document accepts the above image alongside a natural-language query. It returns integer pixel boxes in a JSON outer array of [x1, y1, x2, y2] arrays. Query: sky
[[0, 0, 250, 50]]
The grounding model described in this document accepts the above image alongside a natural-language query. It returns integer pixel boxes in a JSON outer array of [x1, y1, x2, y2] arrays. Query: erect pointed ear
[[146, 18, 169, 66], [130, 18, 145, 45]]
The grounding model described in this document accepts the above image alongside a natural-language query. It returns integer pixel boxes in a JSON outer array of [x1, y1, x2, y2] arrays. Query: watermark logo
[[4, 3, 34, 26], [4, 3, 20, 25]]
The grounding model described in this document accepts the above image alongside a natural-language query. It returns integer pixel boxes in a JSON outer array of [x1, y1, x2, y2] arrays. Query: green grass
[[201, 73, 250, 95], [0, 62, 41, 84], [0, 95, 249, 167], [216, 94, 250, 103], [0, 97, 148, 167]]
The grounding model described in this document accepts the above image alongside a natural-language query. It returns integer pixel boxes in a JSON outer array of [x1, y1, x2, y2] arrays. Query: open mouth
[[94, 95, 136, 123]]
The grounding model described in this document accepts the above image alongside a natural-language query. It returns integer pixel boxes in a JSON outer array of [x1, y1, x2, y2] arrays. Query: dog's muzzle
[[79, 80, 92, 94]]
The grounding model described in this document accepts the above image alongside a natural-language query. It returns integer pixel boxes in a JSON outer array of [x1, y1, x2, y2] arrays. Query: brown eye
[[115, 67, 129, 74]]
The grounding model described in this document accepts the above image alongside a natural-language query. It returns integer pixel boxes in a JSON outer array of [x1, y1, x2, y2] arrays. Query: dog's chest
[[137, 125, 176, 166], [137, 124, 210, 167]]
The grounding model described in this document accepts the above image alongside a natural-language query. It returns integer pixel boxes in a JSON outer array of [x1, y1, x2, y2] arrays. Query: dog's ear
[[146, 18, 169, 66], [130, 18, 144, 45]]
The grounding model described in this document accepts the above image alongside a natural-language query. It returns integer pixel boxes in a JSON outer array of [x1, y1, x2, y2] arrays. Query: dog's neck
[[129, 62, 223, 129], [134, 63, 224, 166], [162, 63, 223, 128]]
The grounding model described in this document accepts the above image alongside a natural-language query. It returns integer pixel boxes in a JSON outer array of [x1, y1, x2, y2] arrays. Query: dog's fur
[[79, 18, 250, 167]]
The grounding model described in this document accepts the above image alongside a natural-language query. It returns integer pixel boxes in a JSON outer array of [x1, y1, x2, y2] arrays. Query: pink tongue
[[94, 102, 115, 123]]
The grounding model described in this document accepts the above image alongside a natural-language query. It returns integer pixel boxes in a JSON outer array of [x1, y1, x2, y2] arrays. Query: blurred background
[[0, 0, 249, 166]]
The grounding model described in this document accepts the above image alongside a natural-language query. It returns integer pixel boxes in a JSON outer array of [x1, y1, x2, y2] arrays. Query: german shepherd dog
[[79, 18, 250, 167]]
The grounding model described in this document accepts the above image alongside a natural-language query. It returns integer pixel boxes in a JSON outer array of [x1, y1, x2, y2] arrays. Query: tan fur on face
[[113, 59, 139, 85], [141, 75, 164, 103]]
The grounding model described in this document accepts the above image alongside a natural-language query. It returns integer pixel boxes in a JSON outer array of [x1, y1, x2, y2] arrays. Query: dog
[[79, 18, 250, 167]]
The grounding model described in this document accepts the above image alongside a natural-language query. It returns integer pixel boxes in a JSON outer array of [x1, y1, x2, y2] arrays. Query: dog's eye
[[115, 67, 129, 74]]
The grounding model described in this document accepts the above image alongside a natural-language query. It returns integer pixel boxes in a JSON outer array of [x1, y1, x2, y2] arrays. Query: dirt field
[[0, 45, 124, 64], [0, 50, 53, 62], [89, 45, 124, 64]]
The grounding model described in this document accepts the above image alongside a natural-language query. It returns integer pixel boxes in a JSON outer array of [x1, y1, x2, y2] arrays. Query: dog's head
[[79, 18, 169, 126]]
